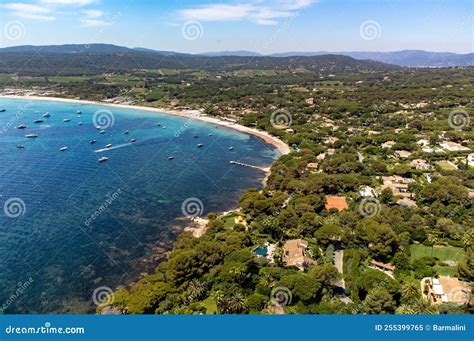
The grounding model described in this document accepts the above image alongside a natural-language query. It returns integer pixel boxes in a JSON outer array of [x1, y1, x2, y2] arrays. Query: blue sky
[[0, 0, 472, 53]]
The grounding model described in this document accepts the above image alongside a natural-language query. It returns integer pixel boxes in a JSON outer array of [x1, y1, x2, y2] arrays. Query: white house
[[439, 141, 469, 152]]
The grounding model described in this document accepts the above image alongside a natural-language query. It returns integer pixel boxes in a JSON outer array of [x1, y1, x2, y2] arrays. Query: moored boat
[[63, 118, 71, 122], [16, 124, 27, 129], [98, 157, 109, 163], [60, 147, 68, 152], [25, 134, 38, 138], [34, 119, 44, 123]]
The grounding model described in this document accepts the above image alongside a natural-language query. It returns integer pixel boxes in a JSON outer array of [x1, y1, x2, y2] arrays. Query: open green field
[[234, 69, 278, 77], [200, 297, 217, 314], [410, 244, 464, 261], [435, 161, 458, 171]]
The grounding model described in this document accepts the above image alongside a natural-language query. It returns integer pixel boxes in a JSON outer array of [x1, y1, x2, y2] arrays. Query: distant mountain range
[[268, 50, 474, 67], [199, 50, 474, 67], [0, 44, 471, 72], [0, 44, 400, 76]]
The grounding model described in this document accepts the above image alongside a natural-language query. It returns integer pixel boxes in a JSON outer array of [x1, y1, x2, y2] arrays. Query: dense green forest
[[1, 54, 472, 315]]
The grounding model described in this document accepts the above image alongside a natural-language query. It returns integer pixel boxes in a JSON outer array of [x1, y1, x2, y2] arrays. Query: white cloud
[[178, 0, 315, 25], [80, 9, 109, 27], [82, 9, 103, 18], [279, 0, 315, 10], [39, 0, 96, 6], [3, 0, 105, 24], [2, 2, 56, 21], [4, 2, 50, 13]]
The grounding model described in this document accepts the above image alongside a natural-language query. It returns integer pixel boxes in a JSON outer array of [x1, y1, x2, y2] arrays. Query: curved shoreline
[[0, 95, 291, 156]]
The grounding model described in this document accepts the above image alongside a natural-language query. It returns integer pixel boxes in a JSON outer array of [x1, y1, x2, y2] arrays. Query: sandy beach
[[0, 95, 291, 156]]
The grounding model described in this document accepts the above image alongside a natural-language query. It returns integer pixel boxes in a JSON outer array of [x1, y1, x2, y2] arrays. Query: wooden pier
[[229, 161, 270, 173]]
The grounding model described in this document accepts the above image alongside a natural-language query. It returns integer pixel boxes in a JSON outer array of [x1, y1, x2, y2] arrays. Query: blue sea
[[0, 98, 279, 313]]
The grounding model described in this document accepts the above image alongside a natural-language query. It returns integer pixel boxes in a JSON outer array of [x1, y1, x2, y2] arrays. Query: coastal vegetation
[[0, 49, 472, 315]]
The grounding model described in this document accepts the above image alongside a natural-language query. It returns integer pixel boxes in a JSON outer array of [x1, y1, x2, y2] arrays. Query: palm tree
[[187, 279, 208, 302], [395, 304, 416, 314], [427, 234, 440, 256], [412, 299, 438, 315], [401, 282, 420, 302], [227, 292, 247, 314], [462, 230, 473, 251], [216, 292, 247, 314]]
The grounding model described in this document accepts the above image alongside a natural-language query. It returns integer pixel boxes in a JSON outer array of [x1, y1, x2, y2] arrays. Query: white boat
[[16, 124, 27, 129], [130, 139, 137, 143], [197, 144, 204, 148], [60, 147, 68, 152], [77, 110, 82, 114], [124, 130, 129, 135], [43, 112, 50, 117], [90, 140, 97, 144], [25, 134, 38, 138], [17, 145, 25, 149], [168, 156, 174, 160], [98, 157, 109, 163], [78, 122, 83, 126], [229, 147, 234, 151], [63, 118, 71, 122], [99, 130, 106, 134], [105, 144, 112, 148]]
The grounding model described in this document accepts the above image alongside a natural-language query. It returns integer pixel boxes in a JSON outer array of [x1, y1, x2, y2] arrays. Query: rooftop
[[325, 196, 349, 211]]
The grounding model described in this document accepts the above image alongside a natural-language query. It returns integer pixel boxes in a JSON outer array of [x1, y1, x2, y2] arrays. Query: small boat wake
[[95, 142, 135, 153], [94, 136, 172, 153]]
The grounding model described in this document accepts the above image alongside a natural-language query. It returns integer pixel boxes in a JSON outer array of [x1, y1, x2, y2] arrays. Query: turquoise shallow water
[[0, 98, 279, 313]]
